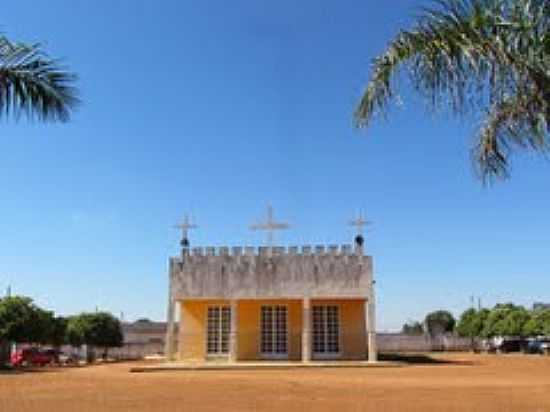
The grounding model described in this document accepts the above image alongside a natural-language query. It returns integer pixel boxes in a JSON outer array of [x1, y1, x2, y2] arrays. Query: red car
[[10, 348, 55, 367]]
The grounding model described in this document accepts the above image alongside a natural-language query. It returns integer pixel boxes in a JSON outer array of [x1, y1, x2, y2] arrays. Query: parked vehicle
[[496, 338, 527, 353], [479, 339, 494, 353], [11, 348, 55, 367], [43, 349, 61, 363], [482, 337, 528, 353], [539, 339, 550, 355], [43, 349, 79, 365], [58, 351, 79, 365], [525, 338, 550, 355]]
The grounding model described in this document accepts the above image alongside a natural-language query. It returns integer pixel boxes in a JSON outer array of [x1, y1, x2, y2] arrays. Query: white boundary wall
[[377, 333, 472, 352]]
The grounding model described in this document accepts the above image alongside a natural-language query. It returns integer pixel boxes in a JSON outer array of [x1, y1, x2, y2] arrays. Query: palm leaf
[[355, 0, 550, 182], [0, 36, 79, 122]]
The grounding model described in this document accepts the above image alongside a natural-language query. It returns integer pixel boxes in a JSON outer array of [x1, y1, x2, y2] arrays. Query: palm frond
[[0, 36, 79, 122], [474, 89, 549, 181], [355, 0, 550, 182]]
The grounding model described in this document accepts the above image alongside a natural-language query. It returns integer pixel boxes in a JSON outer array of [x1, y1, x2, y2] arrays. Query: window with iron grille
[[261, 305, 288, 356], [206, 306, 231, 355], [312, 305, 340, 354]]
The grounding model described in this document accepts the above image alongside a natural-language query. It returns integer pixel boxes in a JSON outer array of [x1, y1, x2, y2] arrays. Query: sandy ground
[[1, 353, 550, 412]]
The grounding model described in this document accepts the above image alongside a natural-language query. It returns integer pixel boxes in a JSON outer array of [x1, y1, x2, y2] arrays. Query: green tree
[[27, 307, 55, 345], [355, 0, 549, 183], [0, 35, 78, 121], [66, 312, 123, 360], [456, 308, 490, 338], [0, 296, 58, 364], [401, 321, 424, 335], [0, 296, 50, 344], [66, 315, 87, 348], [49, 316, 68, 348], [425, 310, 456, 336], [523, 309, 550, 336], [482, 303, 530, 337], [86, 312, 124, 358], [456, 308, 490, 349]]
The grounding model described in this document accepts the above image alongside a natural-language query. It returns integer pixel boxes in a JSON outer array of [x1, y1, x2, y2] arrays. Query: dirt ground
[[1, 353, 550, 412]]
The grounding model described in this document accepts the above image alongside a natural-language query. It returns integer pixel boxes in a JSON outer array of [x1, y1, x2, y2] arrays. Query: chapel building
[[165, 213, 377, 363]]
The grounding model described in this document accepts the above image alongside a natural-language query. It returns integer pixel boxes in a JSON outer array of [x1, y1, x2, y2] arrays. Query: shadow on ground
[[0, 360, 135, 375], [0, 366, 60, 375], [380, 353, 477, 366]]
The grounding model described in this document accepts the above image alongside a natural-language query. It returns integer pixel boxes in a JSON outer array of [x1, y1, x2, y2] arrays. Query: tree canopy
[[455, 304, 550, 339], [0, 296, 123, 352], [0, 296, 54, 344], [482, 303, 531, 337], [66, 312, 123, 350], [522, 308, 550, 336], [355, 0, 550, 183], [424, 310, 456, 336], [49, 316, 69, 347], [456, 308, 490, 338], [401, 320, 425, 335]]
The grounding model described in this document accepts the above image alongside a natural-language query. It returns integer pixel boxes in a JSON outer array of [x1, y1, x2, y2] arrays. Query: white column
[[165, 298, 177, 361], [366, 294, 377, 362], [302, 298, 311, 362], [230, 300, 239, 362]]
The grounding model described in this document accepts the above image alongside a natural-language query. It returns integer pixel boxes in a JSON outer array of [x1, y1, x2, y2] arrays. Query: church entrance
[[206, 305, 231, 356], [260, 305, 288, 358], [312, 305, 341, 358]]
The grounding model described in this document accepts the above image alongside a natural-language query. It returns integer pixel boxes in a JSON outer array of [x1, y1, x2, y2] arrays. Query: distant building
[[117, 319, 177, 358], [122, 319, 171, 345]]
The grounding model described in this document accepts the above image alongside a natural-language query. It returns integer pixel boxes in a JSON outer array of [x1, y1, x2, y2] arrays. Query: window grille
[[207, 306, 231, 355], [312, 305, 340, 354], [261, 305, 288, 356]]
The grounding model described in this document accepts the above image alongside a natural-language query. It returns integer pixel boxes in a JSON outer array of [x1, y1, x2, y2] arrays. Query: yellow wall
[[178, 299, 366, 361], [179, 300, 227, 361]]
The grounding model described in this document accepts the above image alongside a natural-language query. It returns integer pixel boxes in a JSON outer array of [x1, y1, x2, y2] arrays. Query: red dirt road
[[1, 354, 549, 412]]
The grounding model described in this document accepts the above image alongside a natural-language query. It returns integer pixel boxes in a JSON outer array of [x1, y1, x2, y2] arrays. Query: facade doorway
[[206, 306, 231, 356], [260, 305, 288, 358], [312, 305, 341, 358]]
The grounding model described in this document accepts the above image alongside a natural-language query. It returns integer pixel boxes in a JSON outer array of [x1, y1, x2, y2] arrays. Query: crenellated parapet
[[175, 244, 356, 259], [169, 244, 373, 300]]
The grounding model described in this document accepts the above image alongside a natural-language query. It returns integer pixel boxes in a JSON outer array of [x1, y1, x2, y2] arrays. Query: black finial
[[175, 215, 197, 251], [355, 234, 364, 247]]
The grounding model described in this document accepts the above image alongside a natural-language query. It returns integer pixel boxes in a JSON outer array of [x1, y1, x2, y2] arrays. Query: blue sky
[[1, 1, 549, 331]]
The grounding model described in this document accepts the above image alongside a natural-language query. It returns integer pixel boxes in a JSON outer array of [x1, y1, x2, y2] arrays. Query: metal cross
[[175, 214, 198, 244], [250, 204, 289, 247], [349, 211, 371, 236]]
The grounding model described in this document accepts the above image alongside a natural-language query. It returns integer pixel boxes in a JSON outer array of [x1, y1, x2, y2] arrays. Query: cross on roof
[[349, 211, 372, 236], [250, 204, 289, 247], [175, 214, 197, 246]]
